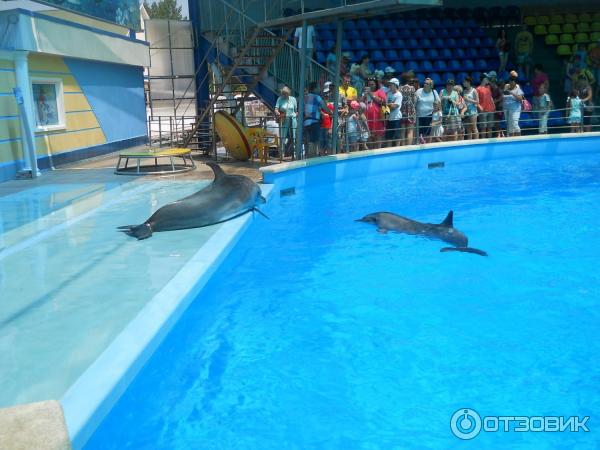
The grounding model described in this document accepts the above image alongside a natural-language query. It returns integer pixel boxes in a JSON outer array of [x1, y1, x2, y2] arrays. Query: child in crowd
[[430, 102, 444, 142], [358, 102, 370, 150], [537, 84, 553, 134], [453, 85, 467, 140], [346, 100, 363, 151], [567, 89, 582, 133]]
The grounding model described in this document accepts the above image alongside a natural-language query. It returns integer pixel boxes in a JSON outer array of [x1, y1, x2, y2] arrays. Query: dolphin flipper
[[118, 223, 153, 240], [440, 247, 488, 257]]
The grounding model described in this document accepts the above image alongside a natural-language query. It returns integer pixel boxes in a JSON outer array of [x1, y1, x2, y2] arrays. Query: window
[[31, 78, 66, 132]]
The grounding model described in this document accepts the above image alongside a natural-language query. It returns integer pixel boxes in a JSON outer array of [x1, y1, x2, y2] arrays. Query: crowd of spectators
[[276, 27, 599, 158]]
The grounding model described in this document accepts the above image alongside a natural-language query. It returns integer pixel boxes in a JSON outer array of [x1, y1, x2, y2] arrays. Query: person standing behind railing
[[567, 89, 583, 133], [502, 75, 524, 137], [440, 79, 460, 141], [415, 78, 440, 143], [304, 82, 330, 158], [462, 76, 479, 140], [275, 86, 297, 157], [577, 75, 595, 132], [476, 75, 495, 138], [537, 84, 553, 135], [385, 78, 403, 147], [399, 72, 417, 146], [363, 78, 387, 149]]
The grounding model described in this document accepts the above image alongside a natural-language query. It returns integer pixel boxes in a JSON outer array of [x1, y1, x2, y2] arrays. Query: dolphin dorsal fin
[[205, 162, 226, 181], [440, 210, 454, 228]]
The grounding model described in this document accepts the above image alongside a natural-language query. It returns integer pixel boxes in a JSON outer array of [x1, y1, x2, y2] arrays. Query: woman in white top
[[462, 76, 480, 140], [502, 76, 524, 136], [385, 78, 403, 147], [415, 77, 440, 143]]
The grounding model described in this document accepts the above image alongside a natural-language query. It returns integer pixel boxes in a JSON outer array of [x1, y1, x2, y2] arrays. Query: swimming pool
[[85, 145, 600, 449]]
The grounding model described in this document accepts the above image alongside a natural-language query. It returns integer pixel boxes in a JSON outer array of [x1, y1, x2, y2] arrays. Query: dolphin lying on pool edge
[[356, 211, 488, 256], [119, 162, 267, 240]]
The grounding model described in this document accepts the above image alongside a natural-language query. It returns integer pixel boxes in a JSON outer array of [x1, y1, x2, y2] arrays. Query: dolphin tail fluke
[[118, 223, 153, 240], [253, 207, 269, 219], [440, 247, 488, 257]]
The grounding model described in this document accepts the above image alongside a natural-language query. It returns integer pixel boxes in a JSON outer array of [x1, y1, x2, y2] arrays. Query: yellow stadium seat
[[591, 31, 600, 42], [577, 23, 590, 33], [548, 24, 562, 34], [560, 34, 574, 44], [537, 16, 550, 25], [551, 14, 564, 24], [524, 16, 537, 26], [579, 13, 591, 23], [534, 25, 547, 35], [562, 23, 577, 34], [564, 14, 578, 24], [594, 12, 600, 22], [588, 42, 598, 51], [575, 33, 589, 43], [545, 34, 560, 45], [557, 44, 572, 56], [591, 22, 600, 32]]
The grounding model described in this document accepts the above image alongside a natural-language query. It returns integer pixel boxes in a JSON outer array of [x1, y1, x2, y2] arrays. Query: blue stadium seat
[[354, 40, 366, 50], [421, 60, 433, 71], [431, 19, 442, 28], [415, 73, 425, 84], [394, 19, 406, 29], [465, 48, 478, 59], [342, 39, 351, 50], [382, 19, 394, 29], [394, 39, 406, 48], [466, 19, 478, 27], [345, 20, 356, 29], [422, 38, 432, 48], [471, 72, 481, 84], [393, 61, 405, 73], [398, 29, 411, 38], [446, 38, 457, 48], [370, 19, 382, 29], [406, 19, 418, 29], [455, 19, 465, 27], [316, 40, 326, 51], [437, 28, 449, 38], [321, 30, 334, 41], [474, 28, 486, 37], [356, 50, 369, 60], [463, 60, 475, 70], [442, 18, 453, 27], [406, 38, 419, 48], [448, 28, 461, 38], [522, 85, 533, 96], [548, 110, 567, 127], [406, 61, 419, 71], [457, 38, 469, 48], [362, 29, 374, 40], [429, 73, 442, 86], [375, 61, 387, 70], [434, 60, 447, 71], [400, 49, 412, 60], [455, 48, 465, 59], [316, 52, 326, 64], [463, 28, 474, 37], [374, 29, 386, 40], [440, 48, 452, 59], [413, 29, 425, 39], [480, 48, 492, 58], [427, 48, 440, 59], [442, 72, 456, 82], [424, 28, 437, 38], [348, 29, 360, 40], [432, 38, 445, 48], [357, 19, 369, 29], [381, 39, 393, 48], [472, 37, 482, 47], [449, 60, 461, 70], [419, 19, 430, 28], [482, 37, 494, 47], [371, 50, 384, 62], [367, 39, 378, 49], [385, 49, 399, 60], [388, 29, 399, 39], [413, 49, 426, 60], [475, 59, 488, 70]]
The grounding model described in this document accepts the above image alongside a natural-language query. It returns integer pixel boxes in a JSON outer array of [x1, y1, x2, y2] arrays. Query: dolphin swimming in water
[[356, 211, 487, 256], [119, 162, 266, 240]]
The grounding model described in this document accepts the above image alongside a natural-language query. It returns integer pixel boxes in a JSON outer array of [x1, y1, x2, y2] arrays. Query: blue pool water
[[86, 152, 600, 449]]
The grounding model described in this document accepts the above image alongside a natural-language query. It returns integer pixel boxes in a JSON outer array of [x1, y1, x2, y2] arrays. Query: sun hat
[[384, 66, 395, 73], [350, 100, 360, 110], [389, 77, 400, 86], [483, 70, 497, 79], [445, 78, 455, 85]]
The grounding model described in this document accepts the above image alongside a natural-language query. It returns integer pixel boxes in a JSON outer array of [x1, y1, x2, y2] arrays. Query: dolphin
[[356, 211, 487, 256], [119, 162, 266, 240]]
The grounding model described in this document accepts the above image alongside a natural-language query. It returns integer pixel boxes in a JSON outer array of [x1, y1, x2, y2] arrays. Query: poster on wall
[[33, 83, 60, 127], [35, 0, 141, 30]]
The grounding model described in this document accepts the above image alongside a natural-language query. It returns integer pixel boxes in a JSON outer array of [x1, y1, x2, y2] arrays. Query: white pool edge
[[61, 184, 274, 450]]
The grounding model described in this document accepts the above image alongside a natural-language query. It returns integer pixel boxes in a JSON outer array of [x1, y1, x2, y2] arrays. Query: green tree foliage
[[144, 0, 184, 20]]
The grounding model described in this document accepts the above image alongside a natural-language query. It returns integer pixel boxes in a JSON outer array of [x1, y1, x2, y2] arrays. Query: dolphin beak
[[355, 218, 366, 222], [259, 195, 266, 204]]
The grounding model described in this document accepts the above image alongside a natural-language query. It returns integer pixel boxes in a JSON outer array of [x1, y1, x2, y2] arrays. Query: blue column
[[189, 0, 210, 115]]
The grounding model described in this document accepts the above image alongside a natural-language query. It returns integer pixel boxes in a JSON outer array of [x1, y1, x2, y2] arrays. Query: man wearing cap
[[339, 74, 358, 101], [320, 82, 335, 155], [385, 77, 403, 147]]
